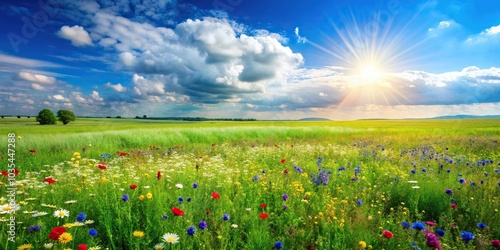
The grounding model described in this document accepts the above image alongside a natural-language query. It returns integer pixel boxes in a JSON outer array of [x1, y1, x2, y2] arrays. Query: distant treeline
[[134, 116, 256, 121]]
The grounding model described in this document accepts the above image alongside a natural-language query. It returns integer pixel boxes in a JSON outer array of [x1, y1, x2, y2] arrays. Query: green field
[[0, 117, 499, 249]]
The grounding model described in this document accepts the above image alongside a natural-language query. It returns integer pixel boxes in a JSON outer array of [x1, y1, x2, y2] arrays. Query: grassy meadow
[[0, 117, 499, 249]]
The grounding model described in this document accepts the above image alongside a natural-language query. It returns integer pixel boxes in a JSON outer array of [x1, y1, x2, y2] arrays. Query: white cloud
[[91, 91, 103, 101], [31, 83, 46, 91], [18, 71, 56, 84], [57, 25, 93, 46], [466, 24, 500, 42], [0, 54, 63, 70], [52, 94, 70, 102], [428, 20, 458, 34], [105, 82, 127, 92], [294, 27, 307, 43]]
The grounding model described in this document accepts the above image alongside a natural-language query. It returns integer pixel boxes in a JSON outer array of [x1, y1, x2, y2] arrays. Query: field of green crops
[[1, 117, 499, 249]]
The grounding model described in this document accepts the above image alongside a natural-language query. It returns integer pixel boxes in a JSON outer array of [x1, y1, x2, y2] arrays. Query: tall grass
[[0, 118, 499, 249]]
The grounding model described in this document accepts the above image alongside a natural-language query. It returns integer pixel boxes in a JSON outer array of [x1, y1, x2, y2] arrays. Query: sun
[[358, 64, 383, 84]]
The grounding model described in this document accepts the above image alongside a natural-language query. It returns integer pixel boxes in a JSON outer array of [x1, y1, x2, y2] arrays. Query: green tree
[[57, 110, 76, 125], [36, 109, 56, 125]]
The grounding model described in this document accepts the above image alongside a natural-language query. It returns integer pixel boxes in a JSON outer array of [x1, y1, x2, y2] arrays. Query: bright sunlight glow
[[360, 64, 382, 83]]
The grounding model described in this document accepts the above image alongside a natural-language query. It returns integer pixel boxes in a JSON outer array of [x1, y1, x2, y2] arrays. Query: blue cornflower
[[316, 157, 323, 166], [445, 189, 453, 195], [187, 197, 191, 202], [282, 194, 288, 201], [459, 178, 466, 184], [422, 168, 427, 172], [162, 215, 169, 219], [28, 225, 41, 233], [411, 169, 416, 174], [293, 165, 304, 173], [436, 229, 445, 237], [223, 214, 230, 221], [252, 175, 259, 181], [401, 221, 411, 229], [460, 231, 474, 242], [89, 228, 98, 237], [198, 221, 207, 230], [446, 169, 451, 173], [192, 182, 198, 188], [122, 194, 129, 202], [282, 205, 287, 210], [178, 196, 184, 204], [100, 153, 111, 159], [187, 226, 196, 236], [274, 241, 283, 249], [354, 166, 361, 175], [470, 182, 476, 186], [477, 222, 487, 229], [412, 222, 425, 231], [76, 212, 86, 222], [357, 199, 362, 206], [495, 169, 499, 173]]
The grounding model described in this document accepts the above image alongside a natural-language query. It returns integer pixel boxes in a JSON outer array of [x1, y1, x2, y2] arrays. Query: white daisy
[[162, 233, 179, 244], [53, 209, 70, 218], [154, 243, 165, 250]]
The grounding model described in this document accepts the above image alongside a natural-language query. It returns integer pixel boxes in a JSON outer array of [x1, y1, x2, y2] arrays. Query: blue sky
[[1, 0, 500, 119]]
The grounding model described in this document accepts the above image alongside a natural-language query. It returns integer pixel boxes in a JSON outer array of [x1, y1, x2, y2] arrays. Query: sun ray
[[305, 2, 432, 111]]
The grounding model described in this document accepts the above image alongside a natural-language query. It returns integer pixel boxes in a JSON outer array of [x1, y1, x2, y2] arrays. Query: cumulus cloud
[[52, 94, 70, 102], [57, 25, 93, 46], [89, 16, 303, 103], [91, 91, 103, 101], [242, 66, 500, 112], [105, 82, 127, 92], [428, 20, 457, 32], [466, 24, 500, 42], [18, 71, 56, 84]]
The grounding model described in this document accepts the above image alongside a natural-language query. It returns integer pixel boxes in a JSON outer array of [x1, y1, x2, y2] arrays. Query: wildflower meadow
[[1, 118, 499, 249]]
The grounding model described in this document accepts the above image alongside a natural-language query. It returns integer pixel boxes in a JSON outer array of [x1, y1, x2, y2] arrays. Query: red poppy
[[29, 149, 38, 154], [492, 239, 500, 248], [206, 210, 210, 215], [171, 207, 185, 216], [280, 158, 286, 164], [211, 143, 216, 147], [260, 203, 267, 208], [1, 169, 19, 176], [382, 230, 393, 239], [130, 184, 138, 190], [43, 177, 56, 184], [82, 147, 87, 152], [118, 151, 127, 156], [283, 169, 288, 175], [49, 226, 66, 240], [211, 191, 220, 199], [78, 244, 88, 250], [259, 213, 268, 219], [150, 145, 156, 149], [157, 171, 161, 180], [451, 203, 458, 209], [98, 164, 107, 170]]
